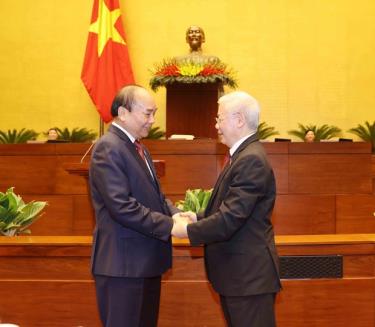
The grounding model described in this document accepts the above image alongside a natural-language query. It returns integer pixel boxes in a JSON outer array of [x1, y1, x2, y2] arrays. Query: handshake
[[171, 211, 197, 238]]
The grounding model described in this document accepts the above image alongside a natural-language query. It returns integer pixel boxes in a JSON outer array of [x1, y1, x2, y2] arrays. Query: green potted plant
[[145, 126, 166, 140], [0, 128, 39, 143], [257, 122, 279, 140], [348, 121, 375, 153], [288, 123, 342, 141], [0, 187, 47, 236]]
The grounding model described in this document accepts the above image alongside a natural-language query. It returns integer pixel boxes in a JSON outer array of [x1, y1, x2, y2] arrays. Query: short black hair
[[110, 84, 144, 117]]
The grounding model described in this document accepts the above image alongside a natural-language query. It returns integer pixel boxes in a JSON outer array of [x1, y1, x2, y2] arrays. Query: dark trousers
[[94, 275, 162, 327], [220, 293, 276, 327]]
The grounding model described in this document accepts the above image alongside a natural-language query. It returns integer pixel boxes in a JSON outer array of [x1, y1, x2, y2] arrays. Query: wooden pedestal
[[166, 83, 222, 139]]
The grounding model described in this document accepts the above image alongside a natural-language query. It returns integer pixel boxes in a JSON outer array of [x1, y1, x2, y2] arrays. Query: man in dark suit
[[89, 85, 180, 327], [173, 91, 281, 327]]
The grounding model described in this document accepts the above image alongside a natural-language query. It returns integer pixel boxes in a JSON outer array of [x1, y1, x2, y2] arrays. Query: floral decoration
[[149, 57, 237, 91]]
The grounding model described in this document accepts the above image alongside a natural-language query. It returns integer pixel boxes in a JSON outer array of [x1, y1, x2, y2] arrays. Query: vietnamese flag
[[81, 0, 134, 123]]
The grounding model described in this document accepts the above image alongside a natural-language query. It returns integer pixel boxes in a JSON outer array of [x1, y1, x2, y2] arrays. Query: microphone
[[80, 140, 96, 163]]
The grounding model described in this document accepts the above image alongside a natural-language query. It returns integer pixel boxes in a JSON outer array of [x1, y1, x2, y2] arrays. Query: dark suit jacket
[[89, 125, 177, 278], [187, 134, 281, 296]]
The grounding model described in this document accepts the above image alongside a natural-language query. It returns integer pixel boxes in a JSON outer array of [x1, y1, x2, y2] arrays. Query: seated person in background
[[47, 128, 58, 141], [46, 128, 67, 143], [304, 129, 315, 143]]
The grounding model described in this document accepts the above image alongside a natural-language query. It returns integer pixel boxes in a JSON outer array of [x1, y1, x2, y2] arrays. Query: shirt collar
[[112, 122, 136, 143], [229, 132, 256, 157]]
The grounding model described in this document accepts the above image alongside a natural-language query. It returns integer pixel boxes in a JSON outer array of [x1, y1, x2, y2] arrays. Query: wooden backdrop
[[0, 141, 373, 236]]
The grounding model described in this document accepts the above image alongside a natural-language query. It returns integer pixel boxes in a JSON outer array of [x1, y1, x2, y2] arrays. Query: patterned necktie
[[134, 140, 146, 162]]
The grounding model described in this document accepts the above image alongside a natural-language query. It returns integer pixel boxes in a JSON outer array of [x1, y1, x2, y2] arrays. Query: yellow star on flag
[[88, 0, 126, 56]]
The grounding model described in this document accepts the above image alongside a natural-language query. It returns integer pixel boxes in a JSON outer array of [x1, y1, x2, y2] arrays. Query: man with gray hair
[[173, 91, 281, 327]]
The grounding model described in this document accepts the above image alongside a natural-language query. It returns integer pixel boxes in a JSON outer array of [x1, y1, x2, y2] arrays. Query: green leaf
[[0, 188, 47, 236], [257, 122, 279, 140], [175, 188, 212, 214], [16, 201, 47, 225], [0, 129, 39, 144], [145, 127, 166, 140], [50, 127, 97, 143], [348, 121, 375, 152]]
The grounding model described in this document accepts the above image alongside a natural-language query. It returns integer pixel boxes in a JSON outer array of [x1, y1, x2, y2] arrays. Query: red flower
[[156, 64, 180, 76], [199, 65, 225, 76]]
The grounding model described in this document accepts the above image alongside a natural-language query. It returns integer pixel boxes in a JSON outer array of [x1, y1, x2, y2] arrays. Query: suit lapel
[[205, 133, 260, 214], [109, 125, 159, 191], [205, 161, 231, 213], [143, 148, 161, 192]]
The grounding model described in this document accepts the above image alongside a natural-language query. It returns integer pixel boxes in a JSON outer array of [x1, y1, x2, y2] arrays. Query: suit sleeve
[[187, 153, 271, 245], [90, 141, 173, 241], [165, 198, 181, 215]]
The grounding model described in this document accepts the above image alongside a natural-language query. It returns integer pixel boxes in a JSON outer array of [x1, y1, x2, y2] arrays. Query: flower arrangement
[[149, 57, 237, 91]]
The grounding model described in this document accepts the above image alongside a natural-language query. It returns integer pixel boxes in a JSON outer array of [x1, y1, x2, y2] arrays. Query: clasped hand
[[171, 211, 197, 238]]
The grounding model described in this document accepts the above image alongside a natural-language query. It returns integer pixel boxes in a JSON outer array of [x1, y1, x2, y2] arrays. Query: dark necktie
[[134, 140, 157, 184], [134, 140, 146, 162], [222, 151, 231, 170]]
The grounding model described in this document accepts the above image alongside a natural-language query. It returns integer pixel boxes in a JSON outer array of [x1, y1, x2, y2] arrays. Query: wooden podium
[[64, 160, 165, 180], [166, 82, 222, 139]]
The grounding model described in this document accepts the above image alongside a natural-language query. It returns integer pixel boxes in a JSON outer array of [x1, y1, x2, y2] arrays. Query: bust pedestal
[[166, 82, 222, 139]]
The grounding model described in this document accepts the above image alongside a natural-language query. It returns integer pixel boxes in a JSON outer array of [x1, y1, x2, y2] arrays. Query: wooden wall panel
[[160, 281, 225, 327], [0, 256, 91, 279], [0, 280, 100, 327], [23, 195, 75, 235], [0, 156, 58, 194], [153, 154, 218, 194], [289, 154, 372, 194], [276, 279, 375, 327], [288, 142, 371, 154], [344, 255, 375, 277], [336, 195, 375, 233], [272, 195, 336, 235], [372, 155, 375, 194], [72, 195, 95, 235], [0, 155, 87, 195], [268, 154, 289, 194]]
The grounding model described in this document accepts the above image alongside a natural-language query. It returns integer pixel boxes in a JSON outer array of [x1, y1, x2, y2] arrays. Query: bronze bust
[[176, 25, 219, 64], [149, 25, 237, 91]]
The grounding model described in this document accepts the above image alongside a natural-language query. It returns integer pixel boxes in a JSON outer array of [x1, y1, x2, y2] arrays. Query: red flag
[[81, 0, 135, 123]]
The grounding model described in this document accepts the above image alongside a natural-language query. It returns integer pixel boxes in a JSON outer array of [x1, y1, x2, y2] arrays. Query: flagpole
[[81, 0, 135, 131], [99, 117, 104, 137]]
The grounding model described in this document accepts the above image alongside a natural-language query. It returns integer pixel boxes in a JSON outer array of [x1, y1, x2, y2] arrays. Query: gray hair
[[218, 91, 260, 132]]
